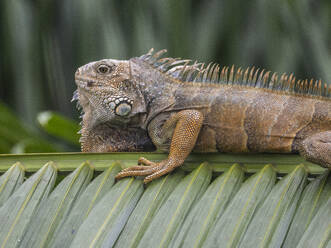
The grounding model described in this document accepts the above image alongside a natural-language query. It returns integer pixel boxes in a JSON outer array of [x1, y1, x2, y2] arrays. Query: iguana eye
[[97, 64, 112, 74]]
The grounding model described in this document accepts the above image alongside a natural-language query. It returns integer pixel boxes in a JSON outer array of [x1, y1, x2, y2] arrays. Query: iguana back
[[160, 83, 330, 154]]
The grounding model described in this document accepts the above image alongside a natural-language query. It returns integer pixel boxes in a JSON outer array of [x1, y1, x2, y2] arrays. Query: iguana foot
[[115, 157, 180, 183], [299, 131, 331, 169]]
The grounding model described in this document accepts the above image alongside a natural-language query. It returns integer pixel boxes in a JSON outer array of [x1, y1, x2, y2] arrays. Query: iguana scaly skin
[[74, 49, 331, 183]]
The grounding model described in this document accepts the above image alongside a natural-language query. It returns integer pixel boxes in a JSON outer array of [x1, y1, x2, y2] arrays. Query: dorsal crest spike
[[304, 79, 309, 92], [220, 66, 226, 82], [243, 67, 250, 84], [158, 58, 175, 71], [152, 49, 167, 59], [228, 65, 235, 84], [315, 80, 319, 92], [248, 67, 255, 84], [212, 65, 220, 83], [301, 79, 305, 92], [137, 49, 330, 98], [281, 74, 288, 90], [185, 62, 199, 81], [288, 73, 294, 83], [296, 80, 302, 92], [280, 73, 286, 84], [256, 69, 265, 87], [269, 73, 278, 89], [240, 68, 244, 82], [179, 60, 192, 79], [252, 68, 260, 86], [193, 66, 204, 82], [202, 63, 212, 82], [224, 67, 229, 83], [290, 76, 296, 90], [308, 79, 314, 93], [263, 71, 270, 86], [235, 67, 242, 84], [207, 63, 217, 82]]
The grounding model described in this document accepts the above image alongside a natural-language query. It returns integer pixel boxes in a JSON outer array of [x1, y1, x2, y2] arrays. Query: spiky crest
[[138, 48, 331, 98]]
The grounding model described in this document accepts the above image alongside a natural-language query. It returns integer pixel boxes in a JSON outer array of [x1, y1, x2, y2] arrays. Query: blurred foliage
[[0, 0, 330, 152], [37, 111, 80, 146], [0, 101, 79, 153]]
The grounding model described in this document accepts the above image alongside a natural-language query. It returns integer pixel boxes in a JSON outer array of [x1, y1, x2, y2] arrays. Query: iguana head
[[74, 59, 146, 130]]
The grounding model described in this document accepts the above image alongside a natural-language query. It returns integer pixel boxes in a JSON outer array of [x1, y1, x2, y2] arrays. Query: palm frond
[[0, 152, 329, 247]]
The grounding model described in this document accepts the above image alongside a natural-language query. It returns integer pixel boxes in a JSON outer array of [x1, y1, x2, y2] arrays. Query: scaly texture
[[74, 49, 331, 183]]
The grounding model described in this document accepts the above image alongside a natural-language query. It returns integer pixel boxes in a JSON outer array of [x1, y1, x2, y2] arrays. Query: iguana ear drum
[[115, 102, 132, 116]]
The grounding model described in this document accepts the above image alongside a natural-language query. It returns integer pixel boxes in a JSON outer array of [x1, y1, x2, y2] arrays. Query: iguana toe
[[115, 158, 175, 183], [143, 167, 172, 183]]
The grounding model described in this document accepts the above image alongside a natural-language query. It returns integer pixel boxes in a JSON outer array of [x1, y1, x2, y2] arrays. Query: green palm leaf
[[283, 171, 331, 248], [296, 197, 331, 248], [239, 164, 307, 248], [19, 162, 93, 248], [0, 163, 24, 207], [70, 177, 143, 248], [203, 164, 276, 248], [0, 152, 329, 248], [0, 162, 57, 248], [50, 162, 121, 248], [114, 171, 184, 248], [137, 163, 212, 248], [171, 163, 244, 248]]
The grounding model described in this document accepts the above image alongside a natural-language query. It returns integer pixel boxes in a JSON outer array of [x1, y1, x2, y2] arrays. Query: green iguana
[[74, 49, 331, 183]]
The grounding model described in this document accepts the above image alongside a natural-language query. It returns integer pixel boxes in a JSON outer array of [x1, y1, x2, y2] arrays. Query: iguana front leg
[[115, 110, 204, 183], [299, 131, 331, 169]]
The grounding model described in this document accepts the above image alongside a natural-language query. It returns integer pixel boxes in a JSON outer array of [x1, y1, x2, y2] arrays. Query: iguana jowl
[[74, 49, 331, 183]]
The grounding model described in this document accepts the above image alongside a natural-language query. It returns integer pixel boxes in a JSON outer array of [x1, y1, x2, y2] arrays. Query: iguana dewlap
[[74, 49, 331, 183]]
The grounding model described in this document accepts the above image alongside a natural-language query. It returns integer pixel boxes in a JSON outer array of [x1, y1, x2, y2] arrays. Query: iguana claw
[[115, 157, 175, 184]]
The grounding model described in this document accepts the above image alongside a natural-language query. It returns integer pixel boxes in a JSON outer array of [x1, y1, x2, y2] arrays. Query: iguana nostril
[[115, 103, 132, 116], [87, 81, 93, 87]]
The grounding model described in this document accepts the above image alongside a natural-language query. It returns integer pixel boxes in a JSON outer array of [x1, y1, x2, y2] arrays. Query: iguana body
[[74, 49, 331, 183]]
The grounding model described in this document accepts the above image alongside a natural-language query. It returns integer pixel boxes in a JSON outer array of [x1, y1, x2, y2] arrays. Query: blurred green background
[[0, 0, 330, 153]]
